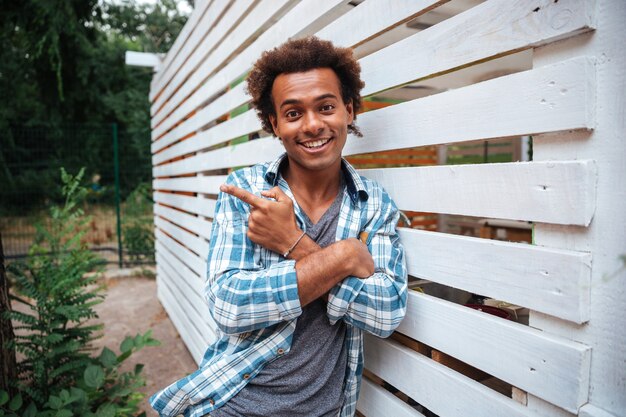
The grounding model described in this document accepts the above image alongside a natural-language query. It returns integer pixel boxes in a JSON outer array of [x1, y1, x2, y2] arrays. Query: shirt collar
[[264, 153, 369, 203]]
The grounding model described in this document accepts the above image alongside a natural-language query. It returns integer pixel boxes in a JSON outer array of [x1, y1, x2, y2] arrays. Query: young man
[[151, 37, 407, 417]]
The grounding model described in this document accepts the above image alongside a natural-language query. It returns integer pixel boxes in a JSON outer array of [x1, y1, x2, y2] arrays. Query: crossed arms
[[204, 173, 407, 337]]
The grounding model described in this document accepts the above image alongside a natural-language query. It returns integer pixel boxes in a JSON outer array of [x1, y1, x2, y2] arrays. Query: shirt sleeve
[[326, 188, 408, 338], [204, 173, 302, 336]]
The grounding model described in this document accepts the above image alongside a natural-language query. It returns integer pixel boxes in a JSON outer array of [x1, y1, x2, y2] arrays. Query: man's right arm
[[204, 178, 304, 336], [218, 183, 374, 308], [207, 179, 374, 335]]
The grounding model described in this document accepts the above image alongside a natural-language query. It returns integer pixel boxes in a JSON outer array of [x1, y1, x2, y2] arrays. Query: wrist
[[283, 229, 306, 258]]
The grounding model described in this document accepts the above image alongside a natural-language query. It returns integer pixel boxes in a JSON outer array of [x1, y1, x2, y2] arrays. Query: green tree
[[0, 0, 190, 211]]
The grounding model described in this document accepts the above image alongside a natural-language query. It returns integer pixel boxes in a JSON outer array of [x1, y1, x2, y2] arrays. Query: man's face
[[269, 67, 354, 176]]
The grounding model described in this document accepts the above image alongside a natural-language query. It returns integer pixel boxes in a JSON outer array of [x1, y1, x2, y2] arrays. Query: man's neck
[[281, 159, 342, 222]]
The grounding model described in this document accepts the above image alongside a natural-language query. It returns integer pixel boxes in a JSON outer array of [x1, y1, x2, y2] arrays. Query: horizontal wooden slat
[[359, 0, 596, 96], [155, 204, 213, 240], [152, 0, 448, 156], [362, 159, 597, 226], [151, 0, 347, 140], [395, 292, 591, 411], [357, 378, 425, 417], [151, 0, 596, 165], [318, 0, 445, 51], [364, 335, 540, 417], [150, 0, 213, 97], [157, 249, 216, 339], [399, 227, 591, 323], [153, 191, 217, 218], [156, 246, 216, 332], [154, 216, 209, 257], [153, 175, 228, 195], [155, 228, 206, 277], [153, 137, 283, 177], [151, 0, 255, 117], [153, 109, 259, 163], [152, 82, 250, 155], [345, 57, 596, 156], [152, 0, 284, 130], [153, 58, 595, 176], [157, 268, 206, 363]]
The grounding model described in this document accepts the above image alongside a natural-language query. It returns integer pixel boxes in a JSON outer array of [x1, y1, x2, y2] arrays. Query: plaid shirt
[[150, 154, 407, 417]]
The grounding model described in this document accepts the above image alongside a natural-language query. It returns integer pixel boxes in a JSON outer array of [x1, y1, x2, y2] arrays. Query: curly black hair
[[246, 36, 365, 137]]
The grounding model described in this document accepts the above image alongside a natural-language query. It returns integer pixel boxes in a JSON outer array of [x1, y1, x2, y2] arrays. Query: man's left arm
[[326, 192, 408, 338]]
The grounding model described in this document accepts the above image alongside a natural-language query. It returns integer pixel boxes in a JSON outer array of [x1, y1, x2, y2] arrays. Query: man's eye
[[321, 104, 335, 112], [285, 110, 300, 118]]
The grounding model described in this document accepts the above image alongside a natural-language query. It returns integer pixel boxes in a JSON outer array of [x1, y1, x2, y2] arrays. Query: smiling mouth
[[301, 137, 332, 149]]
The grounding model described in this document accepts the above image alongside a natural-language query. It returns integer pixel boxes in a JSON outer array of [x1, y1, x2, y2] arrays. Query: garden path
[[93, 275, 197, 416]]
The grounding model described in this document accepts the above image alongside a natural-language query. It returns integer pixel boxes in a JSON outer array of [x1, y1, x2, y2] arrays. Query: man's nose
[[302, 111, 323, 135]]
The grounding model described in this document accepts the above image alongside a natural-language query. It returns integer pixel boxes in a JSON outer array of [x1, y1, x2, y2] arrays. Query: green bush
[[122, 183, 154, 263], [2, 168, 159, 416]]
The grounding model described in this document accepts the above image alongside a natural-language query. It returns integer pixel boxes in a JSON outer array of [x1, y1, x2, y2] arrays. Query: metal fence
[[0, 123, 154, 266]]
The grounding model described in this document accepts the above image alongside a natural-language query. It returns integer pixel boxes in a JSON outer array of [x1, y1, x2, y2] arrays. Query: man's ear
[[346, 100, 354, 124], [269, 114, 280, 138]]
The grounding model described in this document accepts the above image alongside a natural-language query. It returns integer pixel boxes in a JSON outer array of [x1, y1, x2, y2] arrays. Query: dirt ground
[[92, 275, 197, 416]]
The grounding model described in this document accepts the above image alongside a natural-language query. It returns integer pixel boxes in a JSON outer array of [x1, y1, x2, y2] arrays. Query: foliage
[[0, 330, 159, 417], [2, 168, 160, 416], [6, 168, 104, 404], [122, 183, 155, 262], [0, 0, 190, 211]]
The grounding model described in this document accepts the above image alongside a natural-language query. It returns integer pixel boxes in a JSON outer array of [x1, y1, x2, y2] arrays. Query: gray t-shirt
[[212, 184, 347, 417]]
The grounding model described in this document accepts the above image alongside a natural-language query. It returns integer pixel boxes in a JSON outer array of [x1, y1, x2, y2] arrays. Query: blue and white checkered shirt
[[150, 153, 407, 417]]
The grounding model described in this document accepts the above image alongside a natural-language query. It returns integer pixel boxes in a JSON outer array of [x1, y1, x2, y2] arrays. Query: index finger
[[220, 184, 265, 208]]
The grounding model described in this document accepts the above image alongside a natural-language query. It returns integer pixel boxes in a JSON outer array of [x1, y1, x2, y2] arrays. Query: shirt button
[[209, 399, 215, 406], [277, 348, 285, 355], [243, 374, 250, 380]]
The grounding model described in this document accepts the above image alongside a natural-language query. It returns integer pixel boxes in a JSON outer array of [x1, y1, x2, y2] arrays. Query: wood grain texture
[[345, 57, 596, 156], [153, 58, 595, 176], [318, 0, 445, 50], [362, 159, 597, 225], [359, 0, 596, 96], [364, 335, 540, 417], [399, 227, 592, 323], [396, 292, 591, 411], [357, 378, 425, 417]]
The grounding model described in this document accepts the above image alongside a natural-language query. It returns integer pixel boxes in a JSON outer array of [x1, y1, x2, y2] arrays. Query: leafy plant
[[6, 168, 103, 404], [2, 168, 160, 416], [122, 183, 154, 263], [0, 330, 159, 417]]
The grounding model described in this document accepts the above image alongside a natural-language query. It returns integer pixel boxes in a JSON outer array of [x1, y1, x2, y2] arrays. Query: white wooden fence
[[148, 1, 626, 416]]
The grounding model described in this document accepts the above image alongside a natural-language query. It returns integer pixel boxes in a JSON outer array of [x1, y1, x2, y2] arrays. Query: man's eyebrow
[[279, 93, 338, 109]]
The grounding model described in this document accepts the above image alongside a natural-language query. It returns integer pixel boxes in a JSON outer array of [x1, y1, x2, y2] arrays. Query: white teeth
[[302, 138, 330, 148]]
